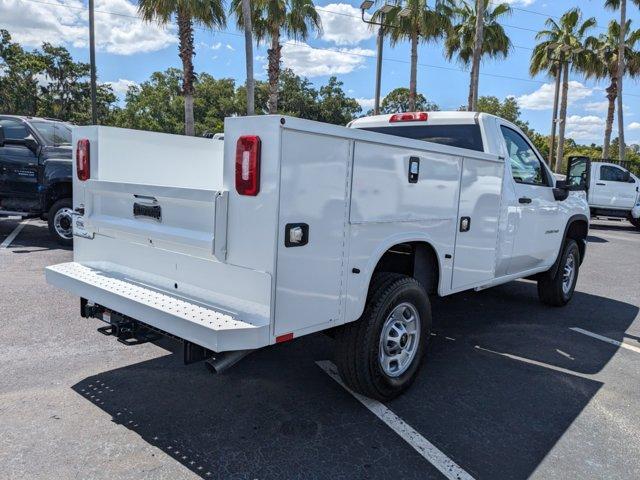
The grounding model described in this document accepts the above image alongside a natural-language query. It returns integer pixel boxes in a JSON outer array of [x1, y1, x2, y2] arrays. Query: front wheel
[[630, 216, 640, 231], [47, 198, 73, 246], [537, 239, 580, 307], [334, 273, 431, 401]]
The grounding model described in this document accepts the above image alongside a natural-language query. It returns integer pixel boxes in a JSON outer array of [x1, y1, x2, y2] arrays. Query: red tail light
[[76, 139, 90, 181], [389, 112, 428, 123], [235, 135, 261, 196]]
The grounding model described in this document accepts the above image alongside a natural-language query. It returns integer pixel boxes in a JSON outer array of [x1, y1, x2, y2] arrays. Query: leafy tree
[[377, 87, 440, 114], [446, 0, 512, 111], [316, 76, 361, 125], [476, 95, 519, 123], [583, 20, 640, 159], [373, 0, 451, 112], [0, 30, 115, 123], [109, 69, 185, 134], [532, 8, 596, 171], [138, 0, 226, 136], [0, 29, 44, 115], [232, 0, 321, 114]]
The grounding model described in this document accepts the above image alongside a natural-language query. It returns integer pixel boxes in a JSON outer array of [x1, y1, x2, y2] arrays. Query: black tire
[[334, 273, 431, 401], [630, 216, 640, 230], [537, 239, 580, 307], [47, 198, 73, 246]]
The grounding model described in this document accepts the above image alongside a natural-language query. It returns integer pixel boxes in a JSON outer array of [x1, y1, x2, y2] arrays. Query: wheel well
[[372, 242, 440, 295], [44, 183, 72, 213], [566, 219, 588, 263]]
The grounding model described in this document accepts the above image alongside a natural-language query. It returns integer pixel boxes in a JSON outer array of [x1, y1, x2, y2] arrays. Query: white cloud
[[282, 42, 373, 77], [226, 44, 235, 51], [316, 3, 374, 46], [516, 81, 594, 111], [211, 42, 222, 50], [566, 115, 605, 142], [629, 122, 640, 130], [503, 0, 536, 5], [0, 0, 175, 55], [105, 78, 138, 97], [356, 98, 375, 111]]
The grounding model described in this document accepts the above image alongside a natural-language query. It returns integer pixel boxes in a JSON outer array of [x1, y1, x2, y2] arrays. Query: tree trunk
[[241, 0, 255, 116], [408, 32, 418, 112], [177, 9, 195, 136], [555, 62, 569, 173], [617, 0, 626, 160], [603, 77, 617, 160], [548, 65, 561, 166], [267, 33, 281, 114], [468, 0, 485, 111]]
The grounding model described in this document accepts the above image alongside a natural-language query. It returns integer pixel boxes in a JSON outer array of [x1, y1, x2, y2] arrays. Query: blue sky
[[1, 0, 639, 145]]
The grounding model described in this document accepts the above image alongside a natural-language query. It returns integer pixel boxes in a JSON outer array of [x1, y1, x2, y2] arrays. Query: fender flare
[[351, 232, 444, 321], [548, 214, 589, 278]]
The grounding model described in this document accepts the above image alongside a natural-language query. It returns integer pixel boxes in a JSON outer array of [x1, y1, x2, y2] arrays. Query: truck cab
[[587, 161, 640, 229], [0, 115, 74, 244]]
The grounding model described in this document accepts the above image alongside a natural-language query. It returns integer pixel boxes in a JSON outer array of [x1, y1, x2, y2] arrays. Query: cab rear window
[[361, 124, 484, 152]]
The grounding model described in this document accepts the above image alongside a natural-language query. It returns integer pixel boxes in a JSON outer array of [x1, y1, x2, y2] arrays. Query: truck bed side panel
[[273, 129, 352, 337]]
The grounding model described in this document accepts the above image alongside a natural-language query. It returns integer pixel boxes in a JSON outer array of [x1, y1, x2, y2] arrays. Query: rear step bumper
[[45, 262, 270, 352]]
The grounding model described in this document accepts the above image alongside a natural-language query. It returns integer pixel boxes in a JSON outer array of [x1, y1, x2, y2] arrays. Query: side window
[[500, 126, 548, 186], [600, 165, 628, 182], [0, 119, 29, 141]]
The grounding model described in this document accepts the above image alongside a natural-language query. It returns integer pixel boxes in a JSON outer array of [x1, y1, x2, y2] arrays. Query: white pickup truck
[[46, 112, 590, 400], [581, 160, 640, 229]]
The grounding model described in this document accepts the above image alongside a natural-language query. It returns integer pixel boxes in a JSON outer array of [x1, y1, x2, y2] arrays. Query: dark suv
[[0, 115, 73, 245]]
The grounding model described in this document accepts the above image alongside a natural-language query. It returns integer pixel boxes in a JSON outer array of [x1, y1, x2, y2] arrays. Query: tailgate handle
[[133, 203, 162, 221]]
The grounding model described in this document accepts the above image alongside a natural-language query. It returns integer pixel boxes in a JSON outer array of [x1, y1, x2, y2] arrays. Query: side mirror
[[553, 187, 569, 201], [0, 126, 4, 147], [565, 156, 591, 191], [23, 134, 39, 154]]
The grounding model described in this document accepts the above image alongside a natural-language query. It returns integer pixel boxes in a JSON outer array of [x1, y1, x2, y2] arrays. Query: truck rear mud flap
[[45, 262, 270, 353]]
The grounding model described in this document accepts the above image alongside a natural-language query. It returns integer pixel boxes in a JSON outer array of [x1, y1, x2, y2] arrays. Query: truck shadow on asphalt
[[72, 281, 638, 480], [0, 219, 72, 253]]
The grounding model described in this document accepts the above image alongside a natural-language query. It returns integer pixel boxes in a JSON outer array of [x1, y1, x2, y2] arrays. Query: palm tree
[[531, 8, 596, 171], [372, 0, 452, 112], [241, 0, 255, 115], [138, 0, 226, 136], [605, 0, 640, 160], [530, 46, 562, 166], [232, 0, 321, 114], [445, 0, 512, 112], [583, 20, 640, 159]]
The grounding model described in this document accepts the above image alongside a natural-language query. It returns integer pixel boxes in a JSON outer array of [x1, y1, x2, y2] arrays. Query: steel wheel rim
[[379, 302, 421, 378], [54, 207, 73, 240], [562, 253, 576, 295]]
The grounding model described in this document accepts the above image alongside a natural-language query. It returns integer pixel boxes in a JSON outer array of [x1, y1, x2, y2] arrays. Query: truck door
[[0, 118, 40, 200], [591, 164, 637, 209], [451, 156, 503, 290], [499, 125, 562, 274], [274, 130, 351, 337]]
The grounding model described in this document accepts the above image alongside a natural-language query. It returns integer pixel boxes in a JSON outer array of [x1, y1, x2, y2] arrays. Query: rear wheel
[[537, 239, 580, 307], [334, 273, 431, 401], [47, 198, 73, 246]]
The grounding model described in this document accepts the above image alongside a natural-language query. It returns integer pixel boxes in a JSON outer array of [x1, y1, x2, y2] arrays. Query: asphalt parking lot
[[1, 217, 639, 480]]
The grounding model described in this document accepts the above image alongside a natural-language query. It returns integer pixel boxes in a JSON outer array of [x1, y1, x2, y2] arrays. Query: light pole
[[88, 0, 98, 125], [360, 1, 397, 115]]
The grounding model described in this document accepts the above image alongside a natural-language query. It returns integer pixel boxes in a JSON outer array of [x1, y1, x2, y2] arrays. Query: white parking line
[[316, 360, 475, 480], [571, 327, 640, 354], [0, 220, 29, 249]]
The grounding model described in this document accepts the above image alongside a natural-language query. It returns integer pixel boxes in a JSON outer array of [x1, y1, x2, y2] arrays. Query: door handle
[[518, 197, 532, 204], [596, 182, 606, 186]]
